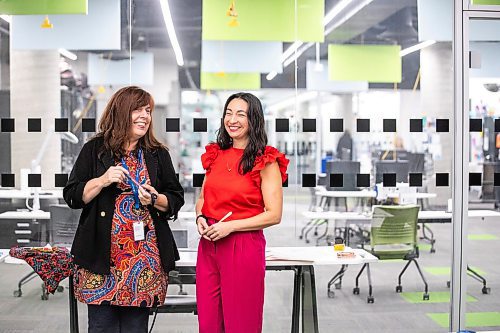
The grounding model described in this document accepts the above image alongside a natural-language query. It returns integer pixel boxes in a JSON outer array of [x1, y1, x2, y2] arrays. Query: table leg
[[69, 277, 79, 333], [291, 267, 301, 333], [301, 266, 319, 333]]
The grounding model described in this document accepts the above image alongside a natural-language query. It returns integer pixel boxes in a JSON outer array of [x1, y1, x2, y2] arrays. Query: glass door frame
[[452, 1, 500, 330]]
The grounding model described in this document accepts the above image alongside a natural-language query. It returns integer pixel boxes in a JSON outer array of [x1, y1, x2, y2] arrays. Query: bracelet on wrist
[[150, 192, 158, 206], [196, 214, 207, 224]]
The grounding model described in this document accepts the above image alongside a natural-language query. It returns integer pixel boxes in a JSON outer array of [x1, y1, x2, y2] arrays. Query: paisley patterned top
[[73, 151, 167, 307]]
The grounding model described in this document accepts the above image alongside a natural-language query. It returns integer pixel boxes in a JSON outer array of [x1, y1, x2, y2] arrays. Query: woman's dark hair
[[95, 86, 164, 159], [216, 92, 267, 174]]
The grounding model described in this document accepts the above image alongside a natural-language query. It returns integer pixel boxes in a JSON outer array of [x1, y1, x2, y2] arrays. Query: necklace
[[226, 161, 232, 172]]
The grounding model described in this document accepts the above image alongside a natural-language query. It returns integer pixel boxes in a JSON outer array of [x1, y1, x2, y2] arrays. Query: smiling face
[[129, 104, 151, 142], [224, 98, 249, 146]]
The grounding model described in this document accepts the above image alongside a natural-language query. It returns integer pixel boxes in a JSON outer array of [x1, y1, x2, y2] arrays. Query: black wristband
[[150, 192, 158, 206], [196, 214, 207, 224]]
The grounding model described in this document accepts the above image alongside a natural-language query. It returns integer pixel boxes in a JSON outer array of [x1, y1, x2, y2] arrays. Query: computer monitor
[[375, 160, 409, 184], [376, 149, 408, 161], [326, 161, 361, 191], [407, 152, 425, 173]]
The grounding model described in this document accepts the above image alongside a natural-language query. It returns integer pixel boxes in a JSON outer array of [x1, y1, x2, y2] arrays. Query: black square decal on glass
[[193, 173, 205, 187], [383, 119, 396, 132], [469, 173, 482, 186], [55, 118, 69, 132], [166, 118, 180, 132], [436, 173, 449, 187], [283, 175, 288, 187], [356, 174, 370, 188], [302, 174, 316, 187], [469, 119, 482, 132], [330, 174, 343, 188], [409, 173, 423, 187], [276, 119, 289, 132], [55, 174, 68, 187], [330, 119, 343, 132], [382, 173, 396, 187], [28, 174, 41, 187], [193, 118, 207, 132], [302, 119, 316, 132], [28, 118, 41, 132], [410, 119, 423, 132], [436, 119, 449, 132], [1, 118, 14, 132], [494, 173, 500, 186], [356, 119, 370, 132], [495, 119, 500, 132], [82, 118, 96, 132], [1, 174, 15, 187]]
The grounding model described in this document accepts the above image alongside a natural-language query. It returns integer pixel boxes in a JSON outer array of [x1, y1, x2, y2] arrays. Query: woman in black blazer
[[64, 86, 184, 333]]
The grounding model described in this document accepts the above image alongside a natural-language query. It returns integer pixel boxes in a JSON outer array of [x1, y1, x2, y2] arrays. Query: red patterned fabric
[[9, 246, 75, 294], [201, 144, 289, 221]]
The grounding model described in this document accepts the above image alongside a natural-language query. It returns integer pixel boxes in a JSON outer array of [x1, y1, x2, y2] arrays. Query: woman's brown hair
[[96, 86, 165, 159]]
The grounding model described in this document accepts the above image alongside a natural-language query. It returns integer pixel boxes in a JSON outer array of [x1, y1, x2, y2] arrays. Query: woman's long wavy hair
[[216, 92, 267, 174], [95, 86, 164, 160]]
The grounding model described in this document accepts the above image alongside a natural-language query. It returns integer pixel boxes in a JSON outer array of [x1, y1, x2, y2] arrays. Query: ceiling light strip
[[159, 0, 184, 66], [0, 15, 11, 24], [324, 0, 374, 36], [400, 40, 436, 57], [323, 0, 353, 26], [58, 48, 78, 61]]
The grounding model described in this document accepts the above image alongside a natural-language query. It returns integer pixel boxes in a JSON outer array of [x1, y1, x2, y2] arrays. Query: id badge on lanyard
[[122, 149, 145, 241]]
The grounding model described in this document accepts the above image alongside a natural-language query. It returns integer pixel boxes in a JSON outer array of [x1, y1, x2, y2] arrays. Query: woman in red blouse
[[195, 92, 289, 333]]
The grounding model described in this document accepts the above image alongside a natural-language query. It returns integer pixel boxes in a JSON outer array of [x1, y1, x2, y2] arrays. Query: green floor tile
[[424, 266, 486, 276], [401, 291, 477, 303], [468, 234, 499, 240], [418, 243, 432, 251], [427, 312, 500, 328]]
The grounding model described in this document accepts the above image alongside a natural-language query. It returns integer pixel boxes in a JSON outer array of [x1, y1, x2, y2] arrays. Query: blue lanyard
[[121, 148, 143, 209]]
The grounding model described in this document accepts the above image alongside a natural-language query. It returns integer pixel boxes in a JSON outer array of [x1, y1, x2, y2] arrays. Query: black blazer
[[63, 136, 184, 274]]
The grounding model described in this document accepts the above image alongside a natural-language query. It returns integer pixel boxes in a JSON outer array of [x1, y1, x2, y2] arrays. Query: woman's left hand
[[204, 221, 235, 241], [138, 183, 158, 206]]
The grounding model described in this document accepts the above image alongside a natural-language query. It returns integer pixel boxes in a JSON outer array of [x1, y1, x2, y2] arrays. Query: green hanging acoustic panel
[[0, 0, 87, 15], [472, 0, 500, 4], [200, 72, 261, 90], [328, 44, 402, 83], [202, 0, 324, 42]]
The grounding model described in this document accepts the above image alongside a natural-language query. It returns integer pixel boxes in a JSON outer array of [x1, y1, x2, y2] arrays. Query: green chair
[[353, 205, 430, 303]]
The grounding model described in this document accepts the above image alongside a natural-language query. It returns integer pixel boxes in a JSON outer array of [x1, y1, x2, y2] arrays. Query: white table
[[65, 246, 376, 333], [315, 189, 437, 200], [0, 210, 51, 220], [302, 209, 500, 222], [0, 189, 63, 200]]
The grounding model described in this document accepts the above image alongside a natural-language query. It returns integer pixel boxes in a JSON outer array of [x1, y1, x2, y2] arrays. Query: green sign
[[472, 0, 500, 4], [201, 72, 261, 90], [0, 0, 87, 14], [202, 0, 324, 42], [328, 45, 402, 83]]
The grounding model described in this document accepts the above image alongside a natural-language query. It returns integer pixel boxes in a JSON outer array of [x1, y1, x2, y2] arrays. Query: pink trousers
[[196, 229, 266, 333]]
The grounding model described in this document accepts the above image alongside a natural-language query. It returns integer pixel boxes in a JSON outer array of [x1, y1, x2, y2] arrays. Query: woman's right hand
[[100, 166, 129, 187], [196, 216, 211, 241]]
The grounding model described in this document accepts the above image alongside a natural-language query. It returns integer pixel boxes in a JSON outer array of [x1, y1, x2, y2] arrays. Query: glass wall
[[1, 0, 499, 332]]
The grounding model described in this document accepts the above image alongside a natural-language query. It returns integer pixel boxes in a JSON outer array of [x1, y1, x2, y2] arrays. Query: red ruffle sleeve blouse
[[200, 143, 289, 221]]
